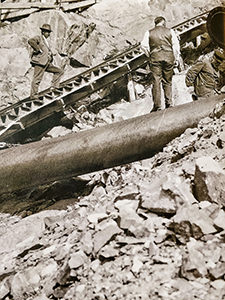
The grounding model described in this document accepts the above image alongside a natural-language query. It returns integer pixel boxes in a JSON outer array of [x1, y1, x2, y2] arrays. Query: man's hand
[[34, 49, 42, 55], [187, 86, 194, 94], [174, 60, 179, 68], [175, 56, 184, 71]]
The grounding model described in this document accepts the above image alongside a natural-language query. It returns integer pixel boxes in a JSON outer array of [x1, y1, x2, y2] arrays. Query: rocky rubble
[[0, 101, 225, 299]]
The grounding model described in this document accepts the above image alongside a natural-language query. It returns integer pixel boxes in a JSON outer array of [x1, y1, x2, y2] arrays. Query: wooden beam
[[0, 3, 56, 10], [1, 8, 39, 21], [62, 0, 95, 11], [61, 0, 90, 3]]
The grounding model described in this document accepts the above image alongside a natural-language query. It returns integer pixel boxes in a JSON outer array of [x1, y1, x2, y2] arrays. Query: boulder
[[170, 205, 216, 242], [93, 219, 122, 254], [68, 251, 87, 269], [194, 156, 225, 206], [180, 241, 208, 280]]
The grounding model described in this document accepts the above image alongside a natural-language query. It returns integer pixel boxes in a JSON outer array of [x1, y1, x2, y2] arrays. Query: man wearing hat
[[141, 16, 181, 111], [185, 49, 225, 100], [28, 23, 64, 100]]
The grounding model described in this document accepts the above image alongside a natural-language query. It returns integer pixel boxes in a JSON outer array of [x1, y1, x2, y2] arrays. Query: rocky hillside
[[0, 1, 225, 300], [0, 100, 225, 300]]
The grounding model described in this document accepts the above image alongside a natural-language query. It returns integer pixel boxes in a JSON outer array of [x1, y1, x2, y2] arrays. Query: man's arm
[[185, 61, 204, 87], [141, 31, 150, 57], [28, 36, 42, 53], [170, 29, 181, 63]]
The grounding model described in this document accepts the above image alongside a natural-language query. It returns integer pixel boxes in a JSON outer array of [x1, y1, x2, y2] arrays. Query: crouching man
[[185, 49, 225, 100]]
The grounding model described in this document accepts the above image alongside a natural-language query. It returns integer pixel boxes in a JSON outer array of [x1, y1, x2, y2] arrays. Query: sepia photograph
[[0, 0, 224, 299]]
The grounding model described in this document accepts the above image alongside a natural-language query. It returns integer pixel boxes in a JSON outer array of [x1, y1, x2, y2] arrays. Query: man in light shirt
[[141, 16, 181, 111], [28, 24, 64, 101]]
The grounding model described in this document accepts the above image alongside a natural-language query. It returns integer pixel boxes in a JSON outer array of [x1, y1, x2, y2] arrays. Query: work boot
[[30, 94, 39, 101], [151, 106, 162, 112]]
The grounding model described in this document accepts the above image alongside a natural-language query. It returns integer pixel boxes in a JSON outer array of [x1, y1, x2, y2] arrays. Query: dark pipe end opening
[[207, 6, 225, 48]]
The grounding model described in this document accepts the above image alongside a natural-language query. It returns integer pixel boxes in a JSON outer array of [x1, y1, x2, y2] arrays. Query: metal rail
[[0, 9, 210, 143]]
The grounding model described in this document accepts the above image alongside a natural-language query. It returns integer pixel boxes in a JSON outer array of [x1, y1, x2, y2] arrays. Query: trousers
[[30, 62, 64, 99], [150, 60, 174, 110]]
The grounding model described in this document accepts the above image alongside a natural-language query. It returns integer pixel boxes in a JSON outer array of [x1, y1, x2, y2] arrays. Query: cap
[[40, 24, 52, 32], [154, 16, 165, 25], [214, 49, 225, 61]]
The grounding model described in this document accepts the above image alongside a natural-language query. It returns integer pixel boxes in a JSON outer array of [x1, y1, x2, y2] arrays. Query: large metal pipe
[[0, 96, 224, 196]]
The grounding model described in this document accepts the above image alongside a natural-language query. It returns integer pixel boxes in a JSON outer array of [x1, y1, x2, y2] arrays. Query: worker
[[141, 16, 181, 111], [185, 49, 225, 100], [28, 23, 64, 100]]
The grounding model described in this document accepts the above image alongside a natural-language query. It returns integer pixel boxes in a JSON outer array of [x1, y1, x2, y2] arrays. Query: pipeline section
[[0, 95, 224, 196]]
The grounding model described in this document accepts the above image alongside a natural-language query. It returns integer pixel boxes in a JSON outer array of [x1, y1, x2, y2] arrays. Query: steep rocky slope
[[0, 101, 224, 300]]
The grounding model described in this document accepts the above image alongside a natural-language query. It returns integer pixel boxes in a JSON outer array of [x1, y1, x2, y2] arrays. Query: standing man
[[28, 23, 64, 100], [141, 16, 181, 111]]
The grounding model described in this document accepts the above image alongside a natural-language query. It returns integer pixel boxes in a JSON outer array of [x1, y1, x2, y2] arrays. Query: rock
[[162, 174, 197, 207], [210, 279, 225, 290], [141, 192, 176, 214], [87, 212, 108, 224], [131, 255, 143, 274], [11, 268, 41, 300], [32, 294, 49, 300], [114, 199, 139, 212], [153, 255, 172, 264], [90, 185, 107, 199], [200, 203, 220, 220], [213, 210, 225, 230], [141, 174, 196, 215], [0, 211, 61, 255], [39, 260, 58, 280], [46, 126, 72, 138], [212, 100, 225, 118], [68, 251, 87, 269], [145, 240, 159, 257], [140, 177, 176, 214], [194, 156, 225, 206], [180, 240, 208, 280], [80, 231, 93, 255], [171, 205, 216, 239], [216, 131, 225, 149], [116, 236, 147, 245], [171, 278, 194, 293], [54, 243, 72, 262], [117, 209, 143, 231], [208, 262, 225, 279], [0, 278, 10, 299], [76, 284, 86, 294], [93, 219, 122, 253], [154, 228, 168, 244], [113, 185, 139, 202], [90, 259, 100, 272], [99, 244, 118, 259]]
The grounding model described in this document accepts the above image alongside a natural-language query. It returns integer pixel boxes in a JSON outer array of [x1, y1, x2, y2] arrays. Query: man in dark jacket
[[28, 24, 64, 100], [185, 49, 225, 100], [141, 16, 181, 111]]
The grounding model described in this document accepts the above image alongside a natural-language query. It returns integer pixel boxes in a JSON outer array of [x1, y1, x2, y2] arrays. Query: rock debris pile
[[0, 102, 225, 300]]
